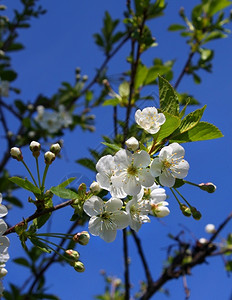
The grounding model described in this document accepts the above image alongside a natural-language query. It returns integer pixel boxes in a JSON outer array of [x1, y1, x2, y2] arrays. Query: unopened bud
[[7, 131, 13, 138], [10, 147, 23, 161], [179, 7, 185, 17], [75, 67, 81, 74], [30, 141, 41, 157], [50, 143, 61, 155], [191, 207, 202, 220], [65, 249, 80, 261], [73, 231, 90, 245], [180, 204, 191, 217], [205, 224, 216, 234], [27, 104, 34, 111], [82, 75, 88, 82], [198, 237, 208, 244], [199, 182, 216, 193], [90, 181, 101, 194], [74, 261, 85, 272], [44, 151, 55, 165], [0, 268, 8, 278], [125, 137, 139, 151], [76, 74, 81, 81]]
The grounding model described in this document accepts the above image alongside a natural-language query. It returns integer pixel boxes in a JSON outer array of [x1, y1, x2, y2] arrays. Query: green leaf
[[226, 260, 232, 272], [57, 177, 76, 188], [144, 66, 170, 85], [4, 196, 23, 207], [9, 177, 41, 194], [158, 76, 179, 116], [156, 112, 181, 142], [134, 64, 148, 89], [176, 105, 206, 134], [1, 70, 17, 82], [199, 48, 213, 61], [76, 158, 96, 171], [7, 43, 24, 51], [13, 257, 30, 267], [50, 186, 78, 199], [30, 237, 52, 253], [208, 0, 232, 16], [102, 142, 122, 152], [103, 98, 120, 106], [170, 122, 223, 143], [168, 24, 186, 31], [33, 213, 52, 230], [203, 31, 227, 44], [119, 81, 130, 97]]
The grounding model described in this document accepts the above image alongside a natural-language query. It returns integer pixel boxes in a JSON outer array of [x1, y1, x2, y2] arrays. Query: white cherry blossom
[[111, 149, 155, 196], [83, 196, 129, 243], [0, 194, 8, 218], [126, 196, 150, 232], [150, 143, 189, 187], [135, 107, 166, 134], [96, 155, 127, 198]]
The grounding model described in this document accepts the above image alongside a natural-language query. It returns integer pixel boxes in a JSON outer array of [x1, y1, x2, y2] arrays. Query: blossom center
[[163, 160, 172, 169], [127, 165, 138, 176]]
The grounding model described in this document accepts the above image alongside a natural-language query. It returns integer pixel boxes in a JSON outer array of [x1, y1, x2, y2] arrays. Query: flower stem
[[41, 165, 49, 190], [36, 236, 67, 252], [35, 157, 41, 188], [170, 188, 181, 206], [174, 188, 192, 208], [21, 160, 38, 187], [183, 180, 199, 188]]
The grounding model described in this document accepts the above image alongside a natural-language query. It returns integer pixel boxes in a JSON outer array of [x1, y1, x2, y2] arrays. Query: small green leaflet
[[8, 177, 41, 194], [102, 142, 122, 152], [50, 186, 78, 199], [56, 177, 76, 189], [30, 237, 52, 253]]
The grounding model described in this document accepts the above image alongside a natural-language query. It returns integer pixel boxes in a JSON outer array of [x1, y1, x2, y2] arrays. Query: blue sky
[[2, 0, 232, 299]]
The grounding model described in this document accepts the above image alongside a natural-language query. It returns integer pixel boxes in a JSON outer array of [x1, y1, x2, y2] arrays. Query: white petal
[[100, 225, 117, 243], [105, 198, 123, 213], [135, 109, 142, 124], [112, 211, 130, 229], [156, 206, 170, 217], [83, 196, 104, 216], [0, 219, 7, 235], [88, 216, 101, 236], [169, 143, 185, 159], [150, 188, 167, 203], [157, 113, 166, 125], [159, 145, 173, 161], [111, 171, 127, 188], [0, 193, 2, 204], [96, 155, 115, 174], [133, 150, 151, 168], [130, 219, 142, 232], [171, 160, 189, 179], [159, 172, 175, 187], [138, 169, 155, 187], [0, 205, 8, 218], [110, 185, 127, 198], [150, 158, 162, 177], [114, 149, 132, 169], [0, 236, 10, 250], [123, 176, 141, 196], [96, 173, 110, 190]]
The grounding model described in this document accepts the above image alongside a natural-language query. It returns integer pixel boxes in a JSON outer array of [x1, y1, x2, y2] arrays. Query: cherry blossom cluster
[[35, 104, 73, 134], [84, 107, 190, 242], [0, 193, 10, 297]]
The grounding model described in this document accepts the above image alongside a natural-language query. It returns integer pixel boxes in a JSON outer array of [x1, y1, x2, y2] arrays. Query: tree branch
[[174, 52, 194, 90], [123, 228, 130, 300]]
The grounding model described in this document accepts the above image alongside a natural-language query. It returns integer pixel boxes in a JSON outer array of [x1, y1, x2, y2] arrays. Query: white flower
[[0, 220, 9, 253], [96, 155, 127, 198], [135, 107, 166, 134], [83, 196, 129, 242], [0, 194, 8, 218], [0, 268, 7, 278], [0, 80, 9, 97], [125, 137, 139, 151], [111, 149, 155, 196], [35, 105, 62, 134], [205, 224, 216, 234], [150, 143, 189, 187], [126, 197, 150, 232], [58, 105, 73, 127], [150, 200, 170, 217]]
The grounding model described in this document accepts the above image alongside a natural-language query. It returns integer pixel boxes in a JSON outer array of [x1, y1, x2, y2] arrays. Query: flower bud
[[65, 249, 80, 261], [50, 143, 61, 155], [198, 237, 208, 244], [199, 182, 216, 193], [90, 181, 101, 194], [44, 151, 55, 165], [82, 75, 88, 82], [191, 207, 202, 220], [205, 224, 216, 234], [74, 261, 85, 273], [75, 67, 81, 74], [10, 147, 23, 161], [30, 141, 41, 157], [180, 204, 191, 217], [0, 268, 8, 278], [73, 231, 90, 245], [125, 137, 139, 151]]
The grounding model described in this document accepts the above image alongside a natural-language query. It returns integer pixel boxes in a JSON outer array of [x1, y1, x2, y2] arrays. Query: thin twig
[[123, 228, 130, 300], [4, 199, 74, 235], [130, 229, 153, 285], [174, 52, 194, 90]]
